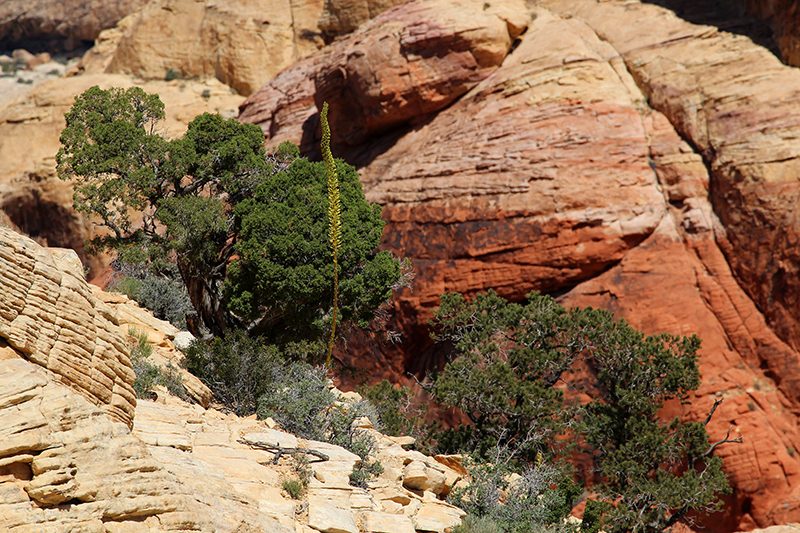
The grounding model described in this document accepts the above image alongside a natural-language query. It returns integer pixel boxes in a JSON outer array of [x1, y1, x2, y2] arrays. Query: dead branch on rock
[[237, 438, 329, 464]]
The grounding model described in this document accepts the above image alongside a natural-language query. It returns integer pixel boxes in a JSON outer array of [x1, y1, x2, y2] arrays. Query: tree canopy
[[57, 86, 404, 348], [429, 289, 732, 533]]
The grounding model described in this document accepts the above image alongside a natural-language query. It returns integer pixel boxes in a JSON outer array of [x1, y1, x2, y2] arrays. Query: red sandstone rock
[[0, 0, 147, 48], [239, 1, 800, 528], [735, 0, 800, 67], [313, 0, 529, 144], [542, 0, 800, 397]]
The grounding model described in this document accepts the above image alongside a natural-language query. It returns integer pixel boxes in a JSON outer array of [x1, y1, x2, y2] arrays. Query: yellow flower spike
[[321, 102, 341, 368]]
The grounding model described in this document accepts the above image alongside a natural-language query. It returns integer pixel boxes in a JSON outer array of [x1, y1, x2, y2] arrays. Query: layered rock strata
[[0, 227, 136, 427], [238, 0, 800, 528], [0, 226, 466, 532]]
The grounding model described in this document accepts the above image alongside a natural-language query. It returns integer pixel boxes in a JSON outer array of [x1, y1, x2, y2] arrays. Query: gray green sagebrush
[[56, 86, 403, 347], [429, 290, 732, 533]]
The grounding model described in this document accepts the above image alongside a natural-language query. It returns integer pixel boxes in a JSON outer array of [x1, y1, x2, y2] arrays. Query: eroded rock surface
[[0, 0, 147, 51], [0, 228, 466, 532], [79, 0, 327, 96], [0, 227, 136, 427], [238, 0, 800, 528]]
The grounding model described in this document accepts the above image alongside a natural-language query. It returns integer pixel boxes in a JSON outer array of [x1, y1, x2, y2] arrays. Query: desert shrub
[[129, 328, 189, 401], [430, 290, 733, 533], [257, 363, 383, 487], [448, 447, 579, 533], [452, 516, 505, 533], [110, 262, 193, 330], [359, 379, 428, 440], [181, 329, 282, 416]]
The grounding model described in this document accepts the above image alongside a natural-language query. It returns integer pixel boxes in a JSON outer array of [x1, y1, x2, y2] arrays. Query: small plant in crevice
[[282, 451, 312, 499], [282, 479, 305, 500], [129, 328, 189, 401]]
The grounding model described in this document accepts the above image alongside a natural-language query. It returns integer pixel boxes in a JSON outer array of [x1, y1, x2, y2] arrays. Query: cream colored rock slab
[[362, 511, 416, 533], [349, 490, 379, 511], [244, 429, 299, 449], [192, 445, 281, 485], [413, 501, 466, 533], [308, 499, 359, 533]]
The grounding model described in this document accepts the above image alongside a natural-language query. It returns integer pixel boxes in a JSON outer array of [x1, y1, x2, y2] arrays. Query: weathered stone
[[82, 0, 326, 96], [91, 286, 212, 408], [361, 510, 417, 533], [318, 0, 407, 38], [0, 227, 136, 427], [314, 0, 528, 145], [0, 358, 253, 532], [0, 0, 147, 47], [413, 501, 466, 533], [308, 498, 359, 533]]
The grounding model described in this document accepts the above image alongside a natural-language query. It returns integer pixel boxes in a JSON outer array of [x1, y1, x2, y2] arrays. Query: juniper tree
[[429, 289, 734, 533], [57, 86, 404, 350]]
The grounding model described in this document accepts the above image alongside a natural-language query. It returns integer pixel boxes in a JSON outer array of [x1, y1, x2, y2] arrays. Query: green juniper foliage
[[223, 147, 402, 346], [429, 290, 732, 533], [58, 86, 403, 347]]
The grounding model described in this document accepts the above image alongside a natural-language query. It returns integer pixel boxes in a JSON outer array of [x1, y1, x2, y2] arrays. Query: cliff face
[[238, 0, 800, 529]]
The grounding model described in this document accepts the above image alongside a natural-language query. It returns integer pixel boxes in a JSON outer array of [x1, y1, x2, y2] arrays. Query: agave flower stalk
[[321, 102, 341, 368]]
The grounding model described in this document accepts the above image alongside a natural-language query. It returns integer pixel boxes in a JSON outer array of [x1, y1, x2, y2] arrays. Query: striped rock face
[[239, 0, 800, 528], [0, 227, 137, 428]]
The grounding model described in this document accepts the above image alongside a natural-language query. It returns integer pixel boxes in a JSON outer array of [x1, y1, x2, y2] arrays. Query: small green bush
[[349, 457, 384, 489], [256, 363, 383, 487], [110, 263, 193, 330], [359, 379, 427, 438], [453, 516, 505, 533], [182, 329, 282, 416], [282, 479, 305, 500], [447, 450, 579, 533], [129, 328, 189, 401]]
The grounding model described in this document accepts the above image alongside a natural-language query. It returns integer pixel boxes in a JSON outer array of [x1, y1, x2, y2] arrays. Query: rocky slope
[[237, 0, 800, 529], [0, 227, 466, 533], [3, 0, 800, 530]]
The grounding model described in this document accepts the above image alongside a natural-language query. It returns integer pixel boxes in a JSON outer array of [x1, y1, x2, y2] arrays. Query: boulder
[[81, 0, 326, 96], [541, 0, 800, 405], [0, 0, 147, 50], [314, 0, 529, 144], [318, 0, 408, 39]]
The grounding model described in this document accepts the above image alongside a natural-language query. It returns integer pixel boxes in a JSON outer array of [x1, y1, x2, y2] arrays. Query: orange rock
[[239, 1, 800, 528]]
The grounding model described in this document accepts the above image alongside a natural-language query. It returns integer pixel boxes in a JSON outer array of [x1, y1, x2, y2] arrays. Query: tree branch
[[703, 425, 742, 458], [237, 438, 329, 464], [704, 397, 723, 425]]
